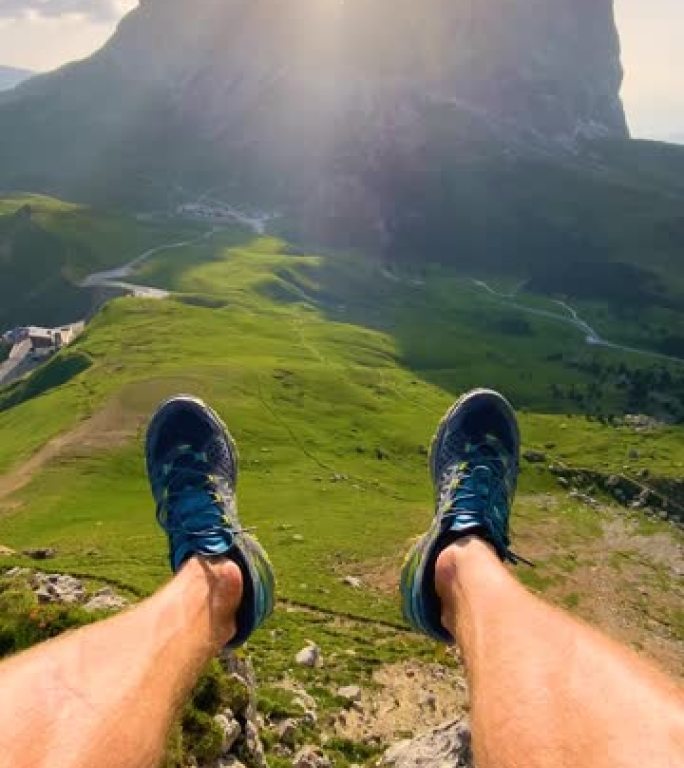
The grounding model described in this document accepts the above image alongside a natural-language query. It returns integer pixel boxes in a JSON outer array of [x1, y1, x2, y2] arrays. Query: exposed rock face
[[0, 0, 626, 215], [379, 719, 473, 768], [98, 0, 627, 141]]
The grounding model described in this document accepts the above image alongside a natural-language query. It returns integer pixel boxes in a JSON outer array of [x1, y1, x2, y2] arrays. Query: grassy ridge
[[0, 232, 681, 626], [0, 194, 201, 329]]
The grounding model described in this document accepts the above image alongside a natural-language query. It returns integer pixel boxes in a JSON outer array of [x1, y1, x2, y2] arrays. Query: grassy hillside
[[0, 232, 681, 607], [0, 225, 681, 765], [0, 194, 200, 329]]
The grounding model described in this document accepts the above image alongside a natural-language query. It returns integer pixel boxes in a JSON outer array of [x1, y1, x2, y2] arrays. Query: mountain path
[[0, 400, 142, 506], [470, 279, 682, 364]]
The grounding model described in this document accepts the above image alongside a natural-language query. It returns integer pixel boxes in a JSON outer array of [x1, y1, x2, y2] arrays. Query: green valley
[[0, 200, 681, 766]]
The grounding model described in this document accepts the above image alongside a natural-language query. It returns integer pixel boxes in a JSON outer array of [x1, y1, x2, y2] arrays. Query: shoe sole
[[145, 394, 240, 487], [428, 388, 520, 496]]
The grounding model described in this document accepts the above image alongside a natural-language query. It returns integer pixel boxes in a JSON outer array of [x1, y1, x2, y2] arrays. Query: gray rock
[[523, 450, 546, 464], [215, 713, 242, 754], [295, 644, 322, 668], [84, 587, 129, 613], [292, 746, 332, 768], [243, 720, 267, 768], [23, 548, 56, 561], [379, 719, 473, 768], [337, 685, 362, 704], [214, 654, 267, 767], [342, 576, 362, 589], [276, 719, 299, 748], [31, 572, 85, 604]]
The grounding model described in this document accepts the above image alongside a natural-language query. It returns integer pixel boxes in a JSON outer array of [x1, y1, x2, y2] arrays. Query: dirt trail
[[334, 659, 468, 743], [0, 399, 143, 505]]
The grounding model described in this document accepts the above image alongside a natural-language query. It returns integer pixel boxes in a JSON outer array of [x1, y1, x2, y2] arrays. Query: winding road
[[470, 279, 681, 364], [79, 228, 220, 298]]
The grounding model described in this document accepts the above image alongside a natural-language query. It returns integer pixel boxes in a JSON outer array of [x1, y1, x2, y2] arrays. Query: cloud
[[0, 1, 131, 23]]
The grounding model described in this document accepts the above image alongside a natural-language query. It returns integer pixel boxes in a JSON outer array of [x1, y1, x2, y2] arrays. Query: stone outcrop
[[4, 567, 130, 611], [379, 719, 473, 768]]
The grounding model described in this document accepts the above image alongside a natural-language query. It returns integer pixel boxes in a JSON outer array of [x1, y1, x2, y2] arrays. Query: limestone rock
[[215, 713, 242, 755], [84, 587, 129, 613], [296, 644, 322, 668], [31, 573, 85, 604], [342, 576, 362, 589], [214, 654, 267, 768], [379, 719, 473, 768]]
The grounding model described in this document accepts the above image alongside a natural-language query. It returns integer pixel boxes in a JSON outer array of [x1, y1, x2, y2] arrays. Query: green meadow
[[0, 225, 681, 625]]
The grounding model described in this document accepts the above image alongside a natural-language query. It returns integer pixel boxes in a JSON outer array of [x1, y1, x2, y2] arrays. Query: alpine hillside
[[0, 4, 682, 765]]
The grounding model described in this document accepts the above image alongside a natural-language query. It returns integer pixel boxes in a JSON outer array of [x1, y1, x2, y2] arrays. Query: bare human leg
[[0, 557, 242, 768], [435, 536, 684, 768]]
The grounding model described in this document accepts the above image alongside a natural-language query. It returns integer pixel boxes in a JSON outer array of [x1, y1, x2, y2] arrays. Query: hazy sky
[[0, 0, 681, 142]]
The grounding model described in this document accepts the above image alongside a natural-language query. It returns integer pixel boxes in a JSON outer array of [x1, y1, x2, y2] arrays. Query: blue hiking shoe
[[146, 395, 275, 649], [401, 389, 530, 643]]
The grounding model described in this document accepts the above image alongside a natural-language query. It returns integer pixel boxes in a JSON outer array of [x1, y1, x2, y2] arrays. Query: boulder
[[215, 654, 267, 768], [295, 644, 322, 668], [215, 713, 242, 754], [379, 719, 473, 768], [31, 573, 85, 604], [523, 450, 547, 464]]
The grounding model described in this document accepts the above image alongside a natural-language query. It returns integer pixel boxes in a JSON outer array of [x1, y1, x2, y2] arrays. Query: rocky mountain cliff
[[91, 0, 628, 141], [0, 0, 631, 247]]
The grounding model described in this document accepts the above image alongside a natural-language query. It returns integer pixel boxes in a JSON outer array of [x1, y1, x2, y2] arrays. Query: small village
[[0, 323, 85, 386]]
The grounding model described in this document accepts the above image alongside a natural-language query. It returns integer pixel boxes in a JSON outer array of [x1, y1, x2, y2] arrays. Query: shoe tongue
[[175, 491, 222, 531]]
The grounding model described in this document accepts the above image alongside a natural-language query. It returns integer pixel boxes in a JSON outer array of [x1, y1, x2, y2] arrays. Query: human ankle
[[434, 536, 503, 626], [190, 557, 244, 645], [436, 535, 497, 582]]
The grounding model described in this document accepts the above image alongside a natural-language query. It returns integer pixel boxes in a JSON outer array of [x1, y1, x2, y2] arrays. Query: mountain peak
[[0, 0, 628, 224]]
